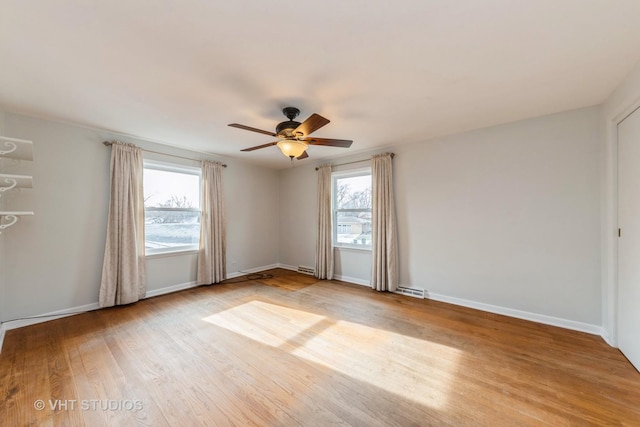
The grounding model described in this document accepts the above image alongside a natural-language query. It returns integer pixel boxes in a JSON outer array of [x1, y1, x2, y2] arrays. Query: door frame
[[604, 96, 640, 347]]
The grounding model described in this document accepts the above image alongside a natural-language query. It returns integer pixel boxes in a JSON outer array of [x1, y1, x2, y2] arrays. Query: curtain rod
[[103, 141, 227, 167], [315, 153, 395, 170]]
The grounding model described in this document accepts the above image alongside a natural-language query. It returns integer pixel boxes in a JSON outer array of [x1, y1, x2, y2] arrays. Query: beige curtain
[[197, 160, 226, 284], [315, 164, 333, 279], [99, 142, 146, 307], [371, 153, 398, 291]]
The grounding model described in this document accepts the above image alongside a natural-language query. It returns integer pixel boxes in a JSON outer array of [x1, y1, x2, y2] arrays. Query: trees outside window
[[332, 169, 372, 249]]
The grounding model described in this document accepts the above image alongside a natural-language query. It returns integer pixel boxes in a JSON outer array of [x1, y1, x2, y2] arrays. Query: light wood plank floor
[[1, 269, 640, 426]]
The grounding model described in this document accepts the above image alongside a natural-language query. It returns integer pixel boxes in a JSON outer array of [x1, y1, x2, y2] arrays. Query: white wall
[[225, 159, 281, 273], [280, 106, 602, 327], [278, 164, 317, 270], [397, 107, 601, 326], [0, 112, 280, 323], [601, 59, 640, 344]]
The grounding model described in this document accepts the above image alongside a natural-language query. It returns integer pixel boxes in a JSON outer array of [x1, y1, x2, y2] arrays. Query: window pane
[[336, 210, 371, 246], [333, 172, 372, 248], [143, 165, 201, 252], [144, 169, 200, 209], [335, 175, 371, 209], [144, 210, 200, 250]]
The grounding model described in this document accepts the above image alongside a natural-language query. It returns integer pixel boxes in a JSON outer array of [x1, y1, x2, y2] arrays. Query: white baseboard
[[2, 302, 101, 331], [145, 281, 199, 298], [0, 264, 285, 354], [601, 329, 616, 347], [274, 263, 373, 288], [427, 291, 605, 337], [1, 280, 206, 333], [332, 274, 370, 287], [226, 263, 281, 279], [277, 263, 298, 272], [0, 323, 5, 353], [275, 265, 371, 286]]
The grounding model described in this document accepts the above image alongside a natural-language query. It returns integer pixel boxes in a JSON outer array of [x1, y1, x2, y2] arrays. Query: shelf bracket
[[0, 140, 17, 156], [0, 177, 18, 197], [0, 214, 19, 234]]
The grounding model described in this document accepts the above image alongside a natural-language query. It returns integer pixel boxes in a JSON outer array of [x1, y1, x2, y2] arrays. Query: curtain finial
[[372, 152, 395, 160]]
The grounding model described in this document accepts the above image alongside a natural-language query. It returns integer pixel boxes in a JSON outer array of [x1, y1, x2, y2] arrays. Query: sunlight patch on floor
[[203, 300, 327, 347], [203, 300, 462, 410]]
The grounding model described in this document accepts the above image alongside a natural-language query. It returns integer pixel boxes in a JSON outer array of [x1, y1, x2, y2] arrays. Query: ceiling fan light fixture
[[230, 107, 352, 160], [277, 140, 308, 158]]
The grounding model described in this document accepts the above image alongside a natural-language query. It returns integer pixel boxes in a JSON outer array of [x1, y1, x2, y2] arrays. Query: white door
[[618, 106, 640, 372]]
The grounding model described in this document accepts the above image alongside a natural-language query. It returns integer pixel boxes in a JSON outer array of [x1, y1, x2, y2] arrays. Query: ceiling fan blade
[[297, 151, 309, 160], [293, 113, 330, 137], [304, 137, 353, 148], [241, 141, 278, 152], [229, 123, 276, 137]]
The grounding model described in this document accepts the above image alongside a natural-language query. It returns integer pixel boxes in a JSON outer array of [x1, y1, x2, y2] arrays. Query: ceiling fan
[[228, 107, 353, 160]]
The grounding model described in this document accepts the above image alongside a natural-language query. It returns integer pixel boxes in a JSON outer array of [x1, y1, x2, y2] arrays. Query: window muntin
[[143, 161, 201, 254], [332, 169, 372, 249]]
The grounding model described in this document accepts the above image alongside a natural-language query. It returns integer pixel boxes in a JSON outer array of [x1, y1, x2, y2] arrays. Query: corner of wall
[[0, 110, 5, 330], [0, 110, 7, 355], [600, 328, 615, 347], [276, 167, 283, 266], [0, 322, 5, 355], [601, 108, 619, 347]]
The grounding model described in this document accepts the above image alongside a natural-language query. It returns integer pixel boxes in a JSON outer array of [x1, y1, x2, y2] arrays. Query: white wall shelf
[[0, 135, 33, 161], [0, 173, 33, 196], [0, 211, 34, 234], [0, 136, 34, 234]]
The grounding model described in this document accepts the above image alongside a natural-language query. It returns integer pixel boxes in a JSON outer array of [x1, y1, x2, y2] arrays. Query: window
[[143, 161, 201, 254], [332, 169, 372, 249]]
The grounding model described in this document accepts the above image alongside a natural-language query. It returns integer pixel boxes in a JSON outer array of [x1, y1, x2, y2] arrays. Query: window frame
[[331, 167, 373, 251], [143, 160, 202, 256]]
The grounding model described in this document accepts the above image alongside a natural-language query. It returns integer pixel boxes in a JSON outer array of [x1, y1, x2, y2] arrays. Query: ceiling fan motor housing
[[276, 107, 302, 137], [276, 120, 301, 137]]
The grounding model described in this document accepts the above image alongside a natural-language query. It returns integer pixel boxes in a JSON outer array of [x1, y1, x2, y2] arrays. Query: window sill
[[333, 245, 372, 253], [146, 248, 199, 259]]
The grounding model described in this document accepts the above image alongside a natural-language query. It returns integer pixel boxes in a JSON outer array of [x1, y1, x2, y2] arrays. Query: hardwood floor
[[1, 268, 639, 426]]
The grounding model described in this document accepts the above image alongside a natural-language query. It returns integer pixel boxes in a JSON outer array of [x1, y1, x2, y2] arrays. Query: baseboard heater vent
[[394, 287, 425, 299], [297, 265, 315, 276]]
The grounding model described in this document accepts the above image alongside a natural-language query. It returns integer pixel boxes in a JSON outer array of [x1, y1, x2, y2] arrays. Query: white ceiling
[[1, 1, 640, 169]]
